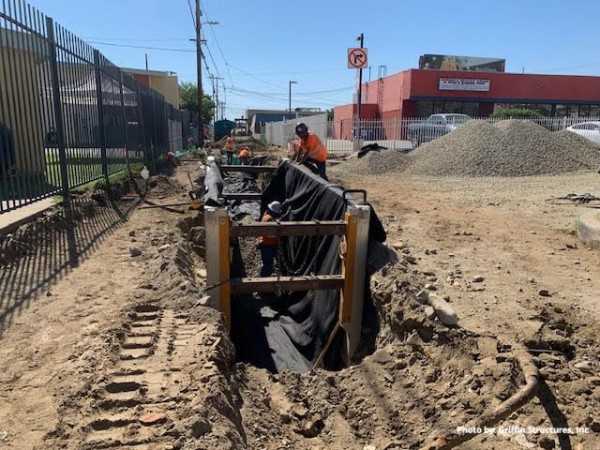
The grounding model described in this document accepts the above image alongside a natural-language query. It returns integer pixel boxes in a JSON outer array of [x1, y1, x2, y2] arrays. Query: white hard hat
[[267, 201, 282, 215]]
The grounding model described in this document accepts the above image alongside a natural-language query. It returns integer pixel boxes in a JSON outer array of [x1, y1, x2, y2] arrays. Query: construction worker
[[258, 201, 283, 277], [238, 147, 250, 165], [224, 136, 235, 164], [293, 122, 328, 180]]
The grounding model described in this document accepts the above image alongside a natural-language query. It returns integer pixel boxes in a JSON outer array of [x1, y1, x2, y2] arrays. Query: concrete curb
[[577, 209, 600, 249], [0, 200, 56, 235]]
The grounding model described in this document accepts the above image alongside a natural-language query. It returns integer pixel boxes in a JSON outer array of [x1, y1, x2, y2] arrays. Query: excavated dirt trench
[[20, 161, 597, 449]]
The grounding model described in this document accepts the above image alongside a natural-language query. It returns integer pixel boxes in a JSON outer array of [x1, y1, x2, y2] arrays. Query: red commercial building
[[333, 65, 600, 138]]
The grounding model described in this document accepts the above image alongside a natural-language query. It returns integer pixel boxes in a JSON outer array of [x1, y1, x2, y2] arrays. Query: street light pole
[[289, 80, 297, 115]]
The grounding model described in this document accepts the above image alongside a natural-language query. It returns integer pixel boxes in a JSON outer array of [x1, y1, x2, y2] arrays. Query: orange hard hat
[[239, 149, 250, 158]]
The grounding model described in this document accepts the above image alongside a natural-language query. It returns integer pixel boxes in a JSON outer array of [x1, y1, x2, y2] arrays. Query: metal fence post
[[93, 50, 108, 179], [118, 70, 131, 176], [46, 16, 78, 266]]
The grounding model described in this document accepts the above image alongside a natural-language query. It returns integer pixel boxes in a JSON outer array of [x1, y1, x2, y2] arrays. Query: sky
[[25, 0, 600, 121]]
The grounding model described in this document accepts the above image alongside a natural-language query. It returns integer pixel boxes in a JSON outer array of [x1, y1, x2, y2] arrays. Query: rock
[[477, 337, 498, 358], [129, 230, 136, 237], [538, 435, 556, 450], [129, 247, 142, 257], [139, 412, 167, 425], [424, 306, 436, 320], [473, 275, 485, 282], [300, 417, 324, 438], [158, 244, 170, 253], [404, 255, 417, 265], [190, 417, 212, 437], [428, 294, 459, 326], [392, 241, 405, 250], [416, 290, 430, 305], [371, 349, 392, 364], [291, 405, 309, 419], [538, 289, 552, 297], [573, 361, 594, 374], [196, 295, 211, 307]]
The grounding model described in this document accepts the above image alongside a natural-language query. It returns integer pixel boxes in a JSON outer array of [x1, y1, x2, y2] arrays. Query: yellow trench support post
[[340, 205, 371, 358], [204, 207, 232, 330]]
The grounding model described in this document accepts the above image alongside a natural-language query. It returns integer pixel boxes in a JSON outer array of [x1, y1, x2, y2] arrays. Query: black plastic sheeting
[[205, 160, 386, 372]]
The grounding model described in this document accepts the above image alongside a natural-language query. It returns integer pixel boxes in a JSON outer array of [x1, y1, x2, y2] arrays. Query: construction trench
[[197, 157, 542, 449], [204, 160, 383, 372], [2, 128, 598, 448], [28, 151, 598, 450]]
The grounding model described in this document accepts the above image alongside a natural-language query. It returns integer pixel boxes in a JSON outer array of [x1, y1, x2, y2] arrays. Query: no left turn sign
[[348, 48, 368, 69]]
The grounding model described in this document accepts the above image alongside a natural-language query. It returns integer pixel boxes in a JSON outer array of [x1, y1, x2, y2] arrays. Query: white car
[[566, 121, 600, 144]]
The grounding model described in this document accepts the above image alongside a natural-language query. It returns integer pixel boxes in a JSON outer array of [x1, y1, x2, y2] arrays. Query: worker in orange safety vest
[[238, 147, 250, 165], [258, 201, 283, 277], [292, 122, 328, 180], [224, 136, 235, 164]]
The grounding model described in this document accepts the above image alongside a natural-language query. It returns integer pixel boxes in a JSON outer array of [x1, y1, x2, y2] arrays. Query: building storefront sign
[[439, 78, 491, 92]]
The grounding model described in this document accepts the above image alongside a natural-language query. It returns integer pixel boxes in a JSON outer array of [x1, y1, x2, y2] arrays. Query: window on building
[[461, 103, 480, 117], [578, 105, 591, 116], [416, 101, 434, 117]]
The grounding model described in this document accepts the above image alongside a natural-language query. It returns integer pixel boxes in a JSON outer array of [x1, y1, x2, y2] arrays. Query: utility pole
[[195, 0, 204, 146], [209, 75, 224, 121], [288, 80, 297, 115]]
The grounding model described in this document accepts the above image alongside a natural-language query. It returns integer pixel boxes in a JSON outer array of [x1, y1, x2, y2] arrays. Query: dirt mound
[[404, 120, 600, 177], [330, 150, 410, 176], [147, 174, 186, 196]]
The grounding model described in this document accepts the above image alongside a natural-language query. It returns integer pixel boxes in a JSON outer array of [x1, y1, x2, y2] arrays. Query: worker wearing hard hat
[[293, 122, 328, 180], [238, 147, 250, 165], [258, 201, 283, 278], [224, 136, 235, 164]]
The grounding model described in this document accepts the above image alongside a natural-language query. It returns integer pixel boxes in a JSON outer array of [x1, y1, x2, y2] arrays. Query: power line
[[227, 85, 354, 96], [87, 40, 195, 52], [201, 6, 234, 85], [186, 0, 196, 29], [83, 37, 192, 42]]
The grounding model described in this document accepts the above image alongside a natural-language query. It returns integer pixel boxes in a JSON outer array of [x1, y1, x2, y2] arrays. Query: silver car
[[408, 113, 471, 147], [566, 121, 600, 145]]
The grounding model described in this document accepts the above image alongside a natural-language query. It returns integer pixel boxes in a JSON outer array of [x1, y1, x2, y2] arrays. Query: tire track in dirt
[[47, 302, 211, 449]]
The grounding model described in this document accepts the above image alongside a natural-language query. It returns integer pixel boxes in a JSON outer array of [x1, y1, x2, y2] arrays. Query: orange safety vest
[[225, 139, 234, 151], [258, 212, 279, 246], [299, 132, 327, 162]]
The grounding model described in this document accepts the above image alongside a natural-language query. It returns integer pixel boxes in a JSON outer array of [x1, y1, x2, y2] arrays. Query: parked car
[[566, 121, 600, 145], [408, 113, 471, 147]]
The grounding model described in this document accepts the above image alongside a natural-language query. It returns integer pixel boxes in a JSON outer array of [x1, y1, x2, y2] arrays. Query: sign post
[[348, 36, 367, 150]]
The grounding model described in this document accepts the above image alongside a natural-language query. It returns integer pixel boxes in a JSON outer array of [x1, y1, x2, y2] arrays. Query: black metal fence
[[0, 0, 190, 215]]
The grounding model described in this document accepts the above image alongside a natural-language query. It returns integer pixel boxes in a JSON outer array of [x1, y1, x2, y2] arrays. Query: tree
[[179, 82, 216, 124]]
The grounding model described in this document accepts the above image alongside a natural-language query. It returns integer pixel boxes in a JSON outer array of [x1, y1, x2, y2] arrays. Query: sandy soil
[[0, 153, 598, 450]]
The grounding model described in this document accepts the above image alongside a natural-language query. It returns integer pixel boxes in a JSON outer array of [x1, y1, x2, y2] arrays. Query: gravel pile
[[403, 119, 600, 177], [329, 149, 410, 176]]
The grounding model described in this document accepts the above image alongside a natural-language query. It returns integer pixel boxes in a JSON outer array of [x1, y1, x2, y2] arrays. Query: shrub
[[491, 108, 543, 119]]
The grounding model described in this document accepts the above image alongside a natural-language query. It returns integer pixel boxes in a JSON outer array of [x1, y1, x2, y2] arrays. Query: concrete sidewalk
[[0, 199, 55, 233]]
